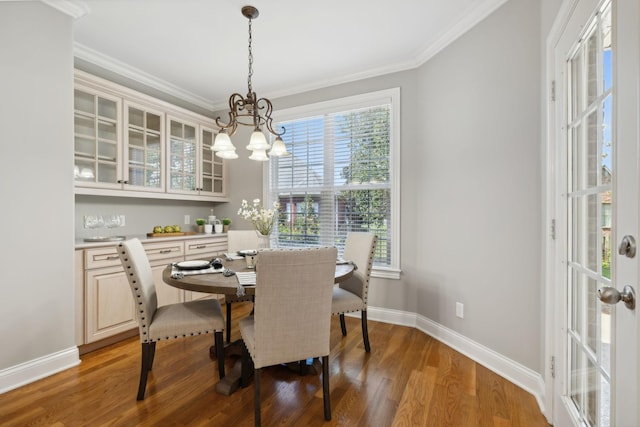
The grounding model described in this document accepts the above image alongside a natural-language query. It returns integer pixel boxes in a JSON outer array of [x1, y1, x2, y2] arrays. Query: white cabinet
[[74, 70, 229, 202], [73, 86, 122, 190], [82, 240, 185, 344], [85, 263, 137, 343], [83, 246, 137, 343]]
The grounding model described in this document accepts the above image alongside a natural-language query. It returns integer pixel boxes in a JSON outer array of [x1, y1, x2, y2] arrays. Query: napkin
[[234, 271, 256, 297], [225, 252, 244, 260], [236, 271, 257, 286]]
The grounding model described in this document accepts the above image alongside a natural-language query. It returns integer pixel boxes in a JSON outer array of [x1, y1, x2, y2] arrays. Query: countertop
[[75, 233, 228, 249]]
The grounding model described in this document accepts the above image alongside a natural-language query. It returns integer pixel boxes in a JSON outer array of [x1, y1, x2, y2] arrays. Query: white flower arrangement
[[237, 199, 281, 236]]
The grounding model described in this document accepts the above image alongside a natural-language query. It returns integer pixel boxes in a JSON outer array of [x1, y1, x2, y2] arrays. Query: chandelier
[[212, 5, 290, 161]]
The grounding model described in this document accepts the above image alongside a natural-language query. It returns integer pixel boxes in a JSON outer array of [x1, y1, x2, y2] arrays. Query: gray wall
[[415, 0, 542, 369], [0, 3, 76, 369]]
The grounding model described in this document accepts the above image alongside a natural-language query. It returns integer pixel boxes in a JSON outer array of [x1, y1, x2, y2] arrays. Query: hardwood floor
[[0, 302, 550, 426]]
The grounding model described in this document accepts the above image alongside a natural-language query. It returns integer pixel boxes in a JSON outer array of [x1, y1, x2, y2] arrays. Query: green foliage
[[337, 108, 390, 230]]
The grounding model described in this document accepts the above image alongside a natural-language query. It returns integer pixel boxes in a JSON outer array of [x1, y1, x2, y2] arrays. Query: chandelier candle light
[[212, 5, 290, 161]]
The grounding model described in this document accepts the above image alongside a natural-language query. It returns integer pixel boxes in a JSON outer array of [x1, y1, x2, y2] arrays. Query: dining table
[[162, 256, 356, 395]]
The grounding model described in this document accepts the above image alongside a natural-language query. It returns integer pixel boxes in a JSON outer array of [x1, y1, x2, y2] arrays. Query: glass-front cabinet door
[[74, 87, 122, 189], [124, 102, 165, 192], [167, 116, 198, 195], [200, 126, 225, 196]]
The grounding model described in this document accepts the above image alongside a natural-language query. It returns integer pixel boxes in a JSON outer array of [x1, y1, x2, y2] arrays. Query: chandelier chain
[[247, 17, 253, 94]]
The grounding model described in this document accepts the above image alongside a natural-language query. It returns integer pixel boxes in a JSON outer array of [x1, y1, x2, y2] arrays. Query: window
[[267, 88, 400, 278]]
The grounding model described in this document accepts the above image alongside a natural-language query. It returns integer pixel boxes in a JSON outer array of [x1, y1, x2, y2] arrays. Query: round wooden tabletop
[[163, 258, 356, 296]]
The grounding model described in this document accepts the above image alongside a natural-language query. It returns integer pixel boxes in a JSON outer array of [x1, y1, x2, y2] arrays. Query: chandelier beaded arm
[[212, 5, 290, 161]]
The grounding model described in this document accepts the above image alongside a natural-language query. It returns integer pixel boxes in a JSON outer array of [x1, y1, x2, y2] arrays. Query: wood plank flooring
[[0, 302, 550, 426]]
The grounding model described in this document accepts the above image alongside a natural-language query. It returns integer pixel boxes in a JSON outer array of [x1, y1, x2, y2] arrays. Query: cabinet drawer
[[185, 237, 227, 257], [143, 241, 184, 261], [85, 241, 185, 269], [85, 246, 121, 269]]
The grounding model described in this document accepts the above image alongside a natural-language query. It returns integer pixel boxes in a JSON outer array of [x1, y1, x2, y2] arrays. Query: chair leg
[[241, 341, 254, 387], [361, 310, 371, 353], [299, 360, 308, 376], [215, 331, 225, 379], [226, 302, 232, 343], [254, 367, 262, 427], [148, 341, 156, 369], [322, 355, 331, 420], [137, 342, 154, 400], [339, 313, 347, 336]]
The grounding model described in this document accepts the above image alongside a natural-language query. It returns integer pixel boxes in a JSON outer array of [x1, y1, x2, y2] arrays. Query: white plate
[[175, 260, 211, 270]]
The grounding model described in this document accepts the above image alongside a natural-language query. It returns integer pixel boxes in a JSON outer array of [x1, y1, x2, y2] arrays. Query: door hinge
[[551, 219, 556, 240], [551, 80, 556, 102], [551, 356, 555, 378]]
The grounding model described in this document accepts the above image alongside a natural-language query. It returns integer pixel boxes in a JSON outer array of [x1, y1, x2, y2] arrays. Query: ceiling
[[69, 0, 509, 110]]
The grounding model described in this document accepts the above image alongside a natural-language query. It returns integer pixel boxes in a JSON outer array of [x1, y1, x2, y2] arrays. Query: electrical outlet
[[456, 302, 464, 319], [119, 214, 126, 226], [184, 214, 190, 225]]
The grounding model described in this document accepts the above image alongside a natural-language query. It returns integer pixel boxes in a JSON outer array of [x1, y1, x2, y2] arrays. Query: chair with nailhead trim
[[117, 238, 225, 400], [239, 247, 337, 426], [331, 232, 377, 352], [224, 230, 260, 343]]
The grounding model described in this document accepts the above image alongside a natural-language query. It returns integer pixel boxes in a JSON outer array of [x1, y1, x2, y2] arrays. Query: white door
[[552, 0, 640, 426]]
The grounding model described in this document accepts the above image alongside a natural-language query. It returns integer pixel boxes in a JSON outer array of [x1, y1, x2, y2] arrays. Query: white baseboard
[[359, 306, 546, 414], [0, 347, 80, 394]]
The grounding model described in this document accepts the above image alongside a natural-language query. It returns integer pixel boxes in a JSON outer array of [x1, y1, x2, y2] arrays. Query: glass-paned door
[[200, 127, 225, 195], [554, 0, 640, 425], [168, 117, 197, 193], [124, 103, 164, 192], [74, 88, 121, 188], [565, 3, 612, 425]]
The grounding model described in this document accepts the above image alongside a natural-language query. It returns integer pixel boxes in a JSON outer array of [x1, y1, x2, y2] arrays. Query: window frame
[[263, 88, 401, 279]]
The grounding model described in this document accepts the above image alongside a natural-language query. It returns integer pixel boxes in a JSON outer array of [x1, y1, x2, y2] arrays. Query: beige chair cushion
[[332, 233, 376, 315], [331, 287, 366, 314], [148, 299, 224, 341], [239, 247, 337, 369]]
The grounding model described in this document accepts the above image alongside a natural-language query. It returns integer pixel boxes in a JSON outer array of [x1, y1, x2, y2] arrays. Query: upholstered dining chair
[[117, 238, 226, 400], [239, 247, 337, 426], [224, 230, 260, 343], [331, 232, 377, 352]]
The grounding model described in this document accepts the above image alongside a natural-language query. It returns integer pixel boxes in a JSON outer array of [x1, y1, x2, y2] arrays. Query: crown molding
[[74, 0, 509, 112], [41, 0, 89, 19], [415, 0, 511, 65], [74, 43, 215, 111], [249, 0, 511, 106]]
